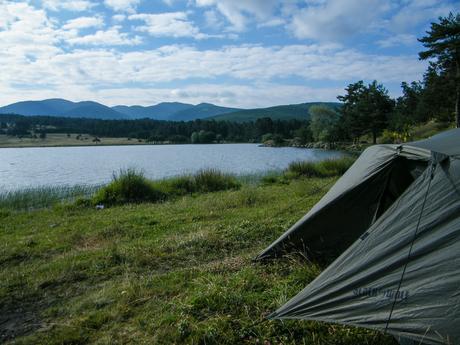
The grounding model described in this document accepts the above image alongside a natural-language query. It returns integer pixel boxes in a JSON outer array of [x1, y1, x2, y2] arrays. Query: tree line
[[0, 113, 310, 144]]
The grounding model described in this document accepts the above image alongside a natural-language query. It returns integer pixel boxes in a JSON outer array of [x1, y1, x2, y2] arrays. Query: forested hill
[[0, 99, 340, 122], [210, 102, 341, 122]]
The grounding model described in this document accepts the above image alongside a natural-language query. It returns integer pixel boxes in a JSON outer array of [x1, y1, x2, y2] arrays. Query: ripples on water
[[0, 144, 343, 191]]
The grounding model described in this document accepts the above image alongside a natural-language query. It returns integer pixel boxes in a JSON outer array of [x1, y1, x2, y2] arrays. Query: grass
[[0, 185, 99, 210], [93, 169, 167, 206], [93, 168, 241, 206], [0, 164, 395, 344], [258, 156, 356, 185], [0, 133, 143, 148], [286, 156, 355, 178]]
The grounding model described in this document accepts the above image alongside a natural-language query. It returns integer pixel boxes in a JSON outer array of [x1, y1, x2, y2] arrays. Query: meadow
[[0, 133, 142, 148], [0, 160, 396, 344]]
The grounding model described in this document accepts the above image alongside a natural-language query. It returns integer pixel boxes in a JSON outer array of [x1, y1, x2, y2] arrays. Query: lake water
[[0, 144, 344, 191]]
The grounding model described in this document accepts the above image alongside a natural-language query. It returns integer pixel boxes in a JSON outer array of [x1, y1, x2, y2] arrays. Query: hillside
[[0, 99, 341, 122], [0, 175, 394, 344], [113, 102, 194, 120], [210, 102, 341, 122], [170, 103, 240, 121], [0, 99, 241, 121], [0, 99, 127, 120]]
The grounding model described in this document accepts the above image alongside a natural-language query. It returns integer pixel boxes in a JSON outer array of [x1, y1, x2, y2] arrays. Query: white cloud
[[195, 0, 279, 31], [42, 0, 95, 12], [289, 0, 389, 41], [203, 10, 222, 29], [104, 0, 140, 13], [66, 26, 142, 45], [112, 14, 126, 22], [389, 0, 456, 33], [128, 12, 210, 39], [377, 34, 417, 48], [62, 16, 104, 30], [0, 42, 426, 98]]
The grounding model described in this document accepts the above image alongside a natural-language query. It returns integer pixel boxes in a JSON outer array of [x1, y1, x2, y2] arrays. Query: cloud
[[42, 0, 95, 12], [377, 34, 417, 48], [66, 26, 142, 45], [104, 0, 140, 13], [195, 0, 279, 31], [388, 0, 457, 33], [62, 16, 104, 30], [289, 0, 389, 41], [0, 41, 426, 94], [203, 10, 222, 29], [112, 14, 126, 22], [0, 1, 60, 60], [128, 12, 211, 39]]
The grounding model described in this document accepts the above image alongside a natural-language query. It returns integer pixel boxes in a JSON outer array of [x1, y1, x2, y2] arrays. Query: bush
[[93, 169, 166, 206], [287, 156, 355, 178]]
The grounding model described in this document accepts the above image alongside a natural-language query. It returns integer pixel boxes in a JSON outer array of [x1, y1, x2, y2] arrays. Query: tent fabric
[[259, 128, 460, 344], [256, 145, 430, 261], [270, 158, 460, 344], [408, 128, 460, 157]]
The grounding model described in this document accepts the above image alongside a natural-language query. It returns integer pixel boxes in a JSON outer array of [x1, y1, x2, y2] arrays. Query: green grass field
[[0, 133, 144, 148], [0, 172, 396, 344]]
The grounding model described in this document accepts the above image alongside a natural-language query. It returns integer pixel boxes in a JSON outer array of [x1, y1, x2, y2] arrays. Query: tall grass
[[194, 169, 241, 192], [94, 168, 241, 207], [0, 185, 99, 210], [286, 156, 355, 178], [93, 169, 166, 206]]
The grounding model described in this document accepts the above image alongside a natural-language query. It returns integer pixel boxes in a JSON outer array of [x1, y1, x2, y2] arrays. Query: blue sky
[[0, 0, 457, 108]]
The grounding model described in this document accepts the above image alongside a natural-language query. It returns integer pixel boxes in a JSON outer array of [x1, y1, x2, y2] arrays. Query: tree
[[338, 81, 393, 144], [309, 105, 340, 142], [419, 63, 456, 122], [419, 12, 460, 127], [191, 131, 199, 144], [294, 124, 313, 144], [337, 81, 367, 142], [357, 81, 394, 144]]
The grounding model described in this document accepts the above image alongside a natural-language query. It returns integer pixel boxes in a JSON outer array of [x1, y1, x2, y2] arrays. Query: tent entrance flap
[[372, 157, 428, 223]]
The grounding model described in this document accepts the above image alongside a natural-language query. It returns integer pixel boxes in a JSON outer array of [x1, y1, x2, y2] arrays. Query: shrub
[[287, 156, 355, 178], [93, 169, 165, 206]]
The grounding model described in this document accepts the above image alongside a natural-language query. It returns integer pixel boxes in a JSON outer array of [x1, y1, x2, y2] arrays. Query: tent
[[256, 128, 460, 345]]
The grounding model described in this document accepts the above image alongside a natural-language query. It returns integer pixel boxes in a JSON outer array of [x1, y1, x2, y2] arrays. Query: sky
[[0, 0, 457, 108]]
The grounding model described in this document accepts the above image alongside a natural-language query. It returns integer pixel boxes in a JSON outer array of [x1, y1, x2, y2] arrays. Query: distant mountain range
[[0, 98, 341, 122]]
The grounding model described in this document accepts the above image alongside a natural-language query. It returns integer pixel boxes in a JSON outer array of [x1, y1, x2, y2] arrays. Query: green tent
[[257, 129, 460, 345]]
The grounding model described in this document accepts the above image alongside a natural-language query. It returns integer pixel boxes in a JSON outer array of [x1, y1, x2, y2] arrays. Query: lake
[[0, 144, 344, 191]]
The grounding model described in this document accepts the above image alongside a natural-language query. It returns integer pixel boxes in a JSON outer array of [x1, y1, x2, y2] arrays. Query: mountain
[[0, 99, 236, 121], [170, 103, 240, 121], [0, 99, 342, 122], [0, 99, 127, 120], [210, 102, 341, 122], [62, 101, 126, 120], [0, 99, 75, 116], [113, 102, 193, 120]]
